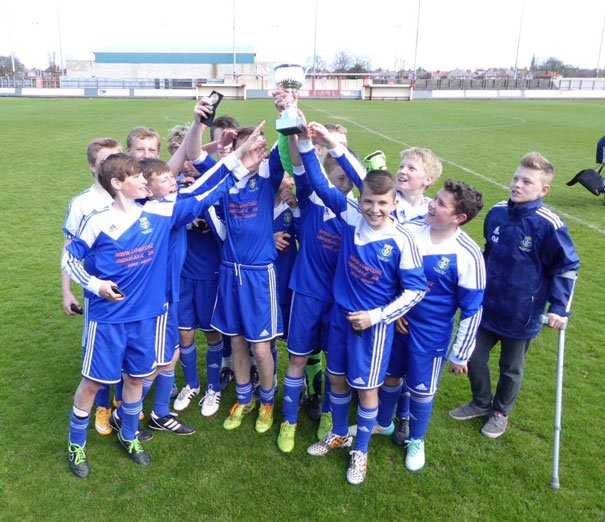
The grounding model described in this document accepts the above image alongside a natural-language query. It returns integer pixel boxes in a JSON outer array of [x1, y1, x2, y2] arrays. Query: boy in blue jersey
[[62, 128, 264, 478], [395, 147, 442, 225], [211, 126, 287, 435], [390, 147, 443, 445], [277, 124, 367, 454], [300, 123, 350, 423], [62, 138, 122, 437], [450, 152, 580, 439], [123, 158, 196, 436], [368, 179, 485, 471], [296, 122, 428, 485], [173, 116, 240, 415], [271, 173, 299, 390]]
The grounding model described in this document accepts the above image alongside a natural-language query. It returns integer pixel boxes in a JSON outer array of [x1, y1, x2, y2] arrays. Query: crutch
[[540, 271, 578, 490]]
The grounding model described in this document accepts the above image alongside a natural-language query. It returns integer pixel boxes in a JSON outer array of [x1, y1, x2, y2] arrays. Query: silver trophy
[[274, 64, 306, 135]]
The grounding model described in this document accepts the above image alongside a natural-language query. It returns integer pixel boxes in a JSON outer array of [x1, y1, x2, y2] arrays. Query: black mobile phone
[[111, 285, 126, 298], [199, 90, 223, 126], [70, 303, 83, 315]]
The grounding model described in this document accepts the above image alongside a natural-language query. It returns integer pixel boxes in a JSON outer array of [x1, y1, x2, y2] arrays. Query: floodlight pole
[[232, 0, 237, 80], [312, 0, 318, 76], [596, 13, 605, 78], [6, 4, 15, 75], [412, 0, 421, 81], [513, 0, 525, 79], [56, 2, 64, 75]]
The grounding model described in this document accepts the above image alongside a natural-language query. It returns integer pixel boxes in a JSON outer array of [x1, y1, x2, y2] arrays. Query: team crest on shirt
[[434, 256, 450, 275], [284, 211, 292, 224], [519, 235, 533, 252], [247, 177, 258, 191], [139, 217, 153, 235], [378, 243, 394, 261]]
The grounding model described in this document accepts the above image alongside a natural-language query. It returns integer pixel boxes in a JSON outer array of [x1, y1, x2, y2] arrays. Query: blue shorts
[[388, 332, 445, 396], [287, 292, 333, 356], [82, 314, 166, 384], [178, 277, 219, 332], [326, 307, 393, 390], [211, 262, 283, 342], [157, 303, 179, 366], [278, 301, 291, 342]]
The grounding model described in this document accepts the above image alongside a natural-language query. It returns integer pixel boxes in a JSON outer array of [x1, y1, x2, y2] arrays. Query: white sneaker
[[173, 385, 200, 412], [199, 389, 221, 417], [404, 438, 425, 471], [346, 450, 368, 485]]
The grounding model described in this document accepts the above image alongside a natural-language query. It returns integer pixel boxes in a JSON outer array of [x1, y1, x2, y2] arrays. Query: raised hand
[[307, 122, 337, 149]]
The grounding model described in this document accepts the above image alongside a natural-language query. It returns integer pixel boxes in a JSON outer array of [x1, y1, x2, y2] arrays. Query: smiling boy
[[371, 179, 485, 471], [296, 124, 427, 485]]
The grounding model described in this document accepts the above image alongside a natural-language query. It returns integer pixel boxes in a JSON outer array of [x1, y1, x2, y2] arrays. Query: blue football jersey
[[219, 145, 285, 265], [298, 141, 427, 323], [63, 167, 244, 323], [404, 223, 486, 362], [273, 201, 299, 305], [394, 193, 431, 225]]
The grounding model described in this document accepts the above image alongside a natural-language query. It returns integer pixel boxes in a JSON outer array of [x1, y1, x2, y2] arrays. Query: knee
[[79, 378, 101, 398], [384, 376, 402, 387], [288, 355, 307, 372], [205, 330, 222, 345], [327, 373, 348, 392]]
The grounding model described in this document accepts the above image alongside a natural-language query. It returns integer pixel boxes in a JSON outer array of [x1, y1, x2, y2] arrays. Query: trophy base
[[276, 115, 306, 136]]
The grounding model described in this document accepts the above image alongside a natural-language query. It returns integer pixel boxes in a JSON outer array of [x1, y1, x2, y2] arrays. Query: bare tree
[[306, 55, 327, 74], [331, 51, 354, 73]]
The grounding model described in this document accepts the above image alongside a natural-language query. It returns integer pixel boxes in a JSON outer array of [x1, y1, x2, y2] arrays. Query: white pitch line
[[305, 103, 605, 237]]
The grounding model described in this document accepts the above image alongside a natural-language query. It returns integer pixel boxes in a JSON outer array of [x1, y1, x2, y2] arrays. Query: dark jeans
[[468, 327, 531, 416]]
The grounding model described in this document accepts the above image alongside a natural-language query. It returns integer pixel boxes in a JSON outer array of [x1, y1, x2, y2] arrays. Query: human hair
[[86, 138, 120, 167], [98, 153, 141, 197], [167, 125, 189, 154], [321, 146, 360, 175], [140, 158, 171, 183], [234, 125, 263, 147], [324, 123, 348, 138], [321, 154, 338, 176], [442, 178, 484, 224], [400, 147, 443, 188], [126, 126, 161, 152], [362, 170, 396, 195], [210, 115, 240, 141], [519, 151, 555, 185]]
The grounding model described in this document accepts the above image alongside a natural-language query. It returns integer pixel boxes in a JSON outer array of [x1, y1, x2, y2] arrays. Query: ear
[[540, 184, 551, 198], [423, 176, 434, 189], [110, 177, 122, 192], [453, 213, 468, 226]]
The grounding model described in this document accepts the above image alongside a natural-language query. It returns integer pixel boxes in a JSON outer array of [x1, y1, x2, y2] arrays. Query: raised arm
[[297, 135, 348, 216], [309, 122, 366, 190]]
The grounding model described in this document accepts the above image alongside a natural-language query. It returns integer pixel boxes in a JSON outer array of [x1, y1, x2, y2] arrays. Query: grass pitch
[[0, 97, 603, 521]]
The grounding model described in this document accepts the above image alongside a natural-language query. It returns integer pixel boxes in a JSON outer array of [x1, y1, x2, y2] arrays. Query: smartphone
[[199, 90, 223, 126], [111, 285, 126, 298], [70, 303, 83, 315]]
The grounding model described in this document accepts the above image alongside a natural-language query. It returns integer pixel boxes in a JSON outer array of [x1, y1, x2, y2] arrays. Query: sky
[[1, 0, 604, 73]]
